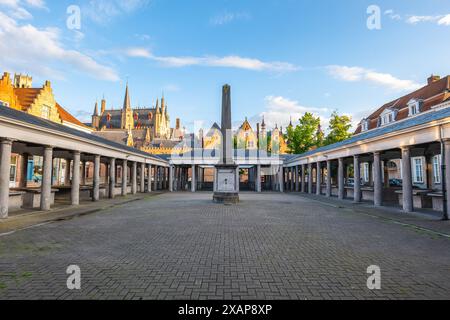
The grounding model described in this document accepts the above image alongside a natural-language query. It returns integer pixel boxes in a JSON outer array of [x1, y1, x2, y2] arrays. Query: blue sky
[[1, 0, 449, 132]]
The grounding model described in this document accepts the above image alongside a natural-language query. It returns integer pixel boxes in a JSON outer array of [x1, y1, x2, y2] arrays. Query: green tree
[[324, 111, 352, 146], [287, 112, 321, 154]]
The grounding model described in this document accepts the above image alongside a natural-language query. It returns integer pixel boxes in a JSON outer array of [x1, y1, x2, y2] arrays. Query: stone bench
[[395, 189, 432, 209], [427, 191, 443, 211], [12, 187, 59, 209], [8, 191, 26, 211]]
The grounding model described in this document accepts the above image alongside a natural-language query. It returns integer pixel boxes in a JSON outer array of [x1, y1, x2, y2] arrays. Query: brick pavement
[[0, 192, 449, 300]]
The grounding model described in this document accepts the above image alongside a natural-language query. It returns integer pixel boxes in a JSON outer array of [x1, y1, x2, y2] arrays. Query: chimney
[[428, 74, 440, 85]]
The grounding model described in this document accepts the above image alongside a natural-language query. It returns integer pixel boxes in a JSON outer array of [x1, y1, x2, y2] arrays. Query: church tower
[[154, 98, 161, 138], [92, 101, 99, 129], [121, 83, 134, 130]]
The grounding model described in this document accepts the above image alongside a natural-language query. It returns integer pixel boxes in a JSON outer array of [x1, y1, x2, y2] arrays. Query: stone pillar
[[443, 140, 450, 218], [153, 166, 158, 191], [132, 162, 137, 195], [81, 161, 86, 185], [122, 160, 128, 196], [0, 139, 13, 218], [64, 159, 71, 186], [308, 163, 313, 194], [40, 146, 53, 211], [301, 164, 306, 193], [19, 153, 29, 188], [191, 165, 196, 192], [169, 166, 174, 192], [278, 166, 284, 192], [71, 151, 80, 206], [289, 167, 293, 191], [140, 163, 145, 193], [326, 160, 332, 197], [256, 165, 262, 193], [147, 164, 152, 193], [373, 152, 382, 206], [93, 155, 100, 201], [109, 158, 116, 199], [401, 146, 413, 212], [338, 158, 345, 200], [295, 166, 299, 192], [316, 163, 321, 195], [236, 166, 240, 192], [353, 155, 361, 203]]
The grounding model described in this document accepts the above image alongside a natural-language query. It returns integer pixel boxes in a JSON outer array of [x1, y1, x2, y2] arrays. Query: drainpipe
[[439, 125, 449, 220]]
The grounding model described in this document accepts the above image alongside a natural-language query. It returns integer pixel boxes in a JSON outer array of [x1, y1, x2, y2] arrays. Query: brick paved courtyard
[[0, 192, 449, 300]]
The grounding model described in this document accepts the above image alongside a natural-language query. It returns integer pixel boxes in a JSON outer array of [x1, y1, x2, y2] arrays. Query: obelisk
[[213, 85, 239, 204]]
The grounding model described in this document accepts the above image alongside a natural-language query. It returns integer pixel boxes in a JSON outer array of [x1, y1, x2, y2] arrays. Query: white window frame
[[412, 157, 424, 184], [361, 119, 369, 132], [433, 155, 441, 184], [408, 99, 421, 116], [41, 105, 50, 119], [379, 109, 396, 126], [362, 162, 370, 183]]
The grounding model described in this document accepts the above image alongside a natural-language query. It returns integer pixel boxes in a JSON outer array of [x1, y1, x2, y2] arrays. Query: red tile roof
[[355, 75, 450, 134], [56, 103, 90, 128]]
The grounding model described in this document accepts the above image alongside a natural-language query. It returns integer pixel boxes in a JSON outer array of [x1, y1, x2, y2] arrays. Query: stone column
[[153, 166, 158, 191], [373, 152, 382, 206], [93, 155, 100, 201], [353, 155, 361, 203], [289, 167, 295, 192], [64, 159, 71, 186], [301, 164, 306, 193], [19, 153, 29, 188], [316, 162, 321, 195], [0, 139, 13, 218], [147, 164, 152, 193], [326, 160, 332, 197], [236, 166, 240, 192], [338, 158, 345, 200], [132, 162, 137, 195], [295, 166, 299, 192], [71, 151, 80, 205], [256, 164, 262, 193], [191, 165, 196, 192], [308, 163, 313, 194], [40, 146, 53, 211], [443, 140, 450, 218], [80, 161, 86, 185], [140, 163, 145, 193], [278, 166, 284, 192], [122, 160, 128, 196], [109, 158, 116, 199], [169, 166, 174, 192], [401, 146, 413, 212]]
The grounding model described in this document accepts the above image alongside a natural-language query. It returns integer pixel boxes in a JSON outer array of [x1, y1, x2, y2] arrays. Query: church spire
[[155, 98, 160, 114], [123, 82, 131, 110], [93, 101, 99, 116]]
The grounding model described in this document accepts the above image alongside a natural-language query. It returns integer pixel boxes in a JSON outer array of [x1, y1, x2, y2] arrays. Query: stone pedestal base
[[213, 164, 239, 204]]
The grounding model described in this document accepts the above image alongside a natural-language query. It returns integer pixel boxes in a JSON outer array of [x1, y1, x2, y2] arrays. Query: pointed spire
[[93, 101, 99, 116], [123, 82, 131, 110], [155, 98, 160, 113], [261, 115, 266, 127], [289, 116, 293, 127]]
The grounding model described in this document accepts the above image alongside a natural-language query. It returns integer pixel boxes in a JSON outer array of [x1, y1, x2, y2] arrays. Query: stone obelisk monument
[[213, 84, 239, 204]]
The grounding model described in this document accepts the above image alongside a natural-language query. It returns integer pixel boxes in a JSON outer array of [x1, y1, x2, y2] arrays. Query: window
[[412, 157, 424, 184], [361, 119, 369, 132], [41, 105, 50, 119], [362, 163, 370, 183], [408, 99, 421, 116], [433, 155, 441, 184], [9, 155, 17, 188], [379, 109, 396, 126]]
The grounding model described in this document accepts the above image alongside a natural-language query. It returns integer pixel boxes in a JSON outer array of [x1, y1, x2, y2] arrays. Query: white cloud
[[0, 0, 20, 8], [83, 0, 150, 24], [438, 14, 450, 26], [249, 95, 331, 130], [125, 48, 299, 73], [25, 0, 45, 9], [406, 15, 441, 24], [0, 12, 119, 81], [384, 9, 401, 20], [9, 6, 31, 19], [327, 65, 422, 92], [210, 11, 251, 26]]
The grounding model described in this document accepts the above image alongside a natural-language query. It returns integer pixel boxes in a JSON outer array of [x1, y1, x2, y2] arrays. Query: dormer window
[[379, 108, 396, 126], [361, 119, 369, 132], [408, 99, 422, 116]]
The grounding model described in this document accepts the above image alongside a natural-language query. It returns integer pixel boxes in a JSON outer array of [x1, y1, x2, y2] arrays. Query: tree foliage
[[286, 111, 353, 154]]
